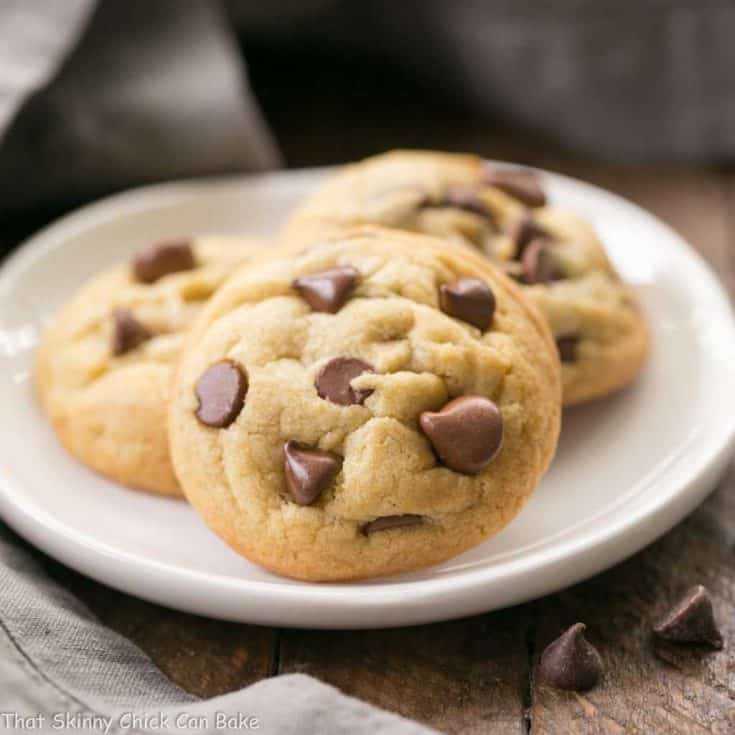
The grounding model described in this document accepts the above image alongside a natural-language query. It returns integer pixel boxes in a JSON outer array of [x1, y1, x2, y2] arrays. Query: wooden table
[[4, 114, 734, 731]]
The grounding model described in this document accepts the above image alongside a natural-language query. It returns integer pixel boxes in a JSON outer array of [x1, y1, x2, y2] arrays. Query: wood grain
[[279, 609, 530, 734], [529, 472, 735, 734]]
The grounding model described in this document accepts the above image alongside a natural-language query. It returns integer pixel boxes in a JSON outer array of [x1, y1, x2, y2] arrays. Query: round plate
[[1, 167, 734, 628]]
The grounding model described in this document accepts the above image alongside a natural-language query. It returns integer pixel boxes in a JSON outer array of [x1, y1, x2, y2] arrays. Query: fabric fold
[[0, 0, 281, 216]]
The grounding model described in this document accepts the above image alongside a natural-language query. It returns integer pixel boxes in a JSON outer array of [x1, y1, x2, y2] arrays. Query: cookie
[[282, 150, 648, 405], [169, 227, 561, 580], [36, 236, 265, 495]]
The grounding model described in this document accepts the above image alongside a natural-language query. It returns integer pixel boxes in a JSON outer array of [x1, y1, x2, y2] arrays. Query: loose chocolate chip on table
[[441, 188, 491, 218], [653, 585, 724, 649], [132, 240, 196, 283], [483, 166, 547, 208], [520, 239, 559, 285], [195, 360, 248, 428], [292, 267, 358, 313], [556, 335, 579, 363], [419, 395, 503, 475], [362, 514, 424, 535], [316, 357, 374, 405], [509, 211, 550, 259], [283, 440, 342, 505], [439, 278, 496, 331], [111, 308, 152, 356], [538, 623, 603, 692]]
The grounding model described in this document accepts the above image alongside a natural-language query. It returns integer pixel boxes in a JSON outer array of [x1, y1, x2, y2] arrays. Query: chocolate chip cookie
[[36, 237, 265, 495], [169, 227, 561, 580], [282, 150, 648, 405]]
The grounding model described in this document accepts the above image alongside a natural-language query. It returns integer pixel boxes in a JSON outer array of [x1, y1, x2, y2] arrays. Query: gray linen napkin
[[229, 0, 735, 162], [0, 523, 435, 734], [0, 0, 280, 217], [0, 0, 95, 134]]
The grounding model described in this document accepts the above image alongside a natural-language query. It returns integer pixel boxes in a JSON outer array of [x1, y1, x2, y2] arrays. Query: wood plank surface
[[278, 610, 530, 734], [529, 473, 735, 735]]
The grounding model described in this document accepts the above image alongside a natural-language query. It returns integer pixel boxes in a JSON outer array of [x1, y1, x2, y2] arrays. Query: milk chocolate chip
[[419, 396, 503, 474], [362, 514, 424, 535], [483, 166, 547, 207], [283, 440, 342, 505], [556, 335, 579, 363], [510, 212, 550, 259], [520, 240, 558, 285], [292, 267, 358, 313], [316, 357, 374, 405], [111, 308, 152, 355], [132, 240, 196, 283], [439, 278, 495, 331], [195, 360, 247, 428], [653, 585, 724, 649], [538, 623, 603, 691]]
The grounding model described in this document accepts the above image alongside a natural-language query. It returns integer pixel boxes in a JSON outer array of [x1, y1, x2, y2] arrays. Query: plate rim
[[1, 165, 734, 628]]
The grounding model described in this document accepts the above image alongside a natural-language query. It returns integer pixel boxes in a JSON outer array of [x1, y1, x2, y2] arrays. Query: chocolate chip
[[653, 585, 724, 649], [194, 360, 247, 428], [520, 239, 559, 285], [483, 166, 547, 208], [111, 308, 152, 355], [419, 396, 503, 474], [510, 212, 550, 259], [556, 335, 579, 363], [362, 514, 424, 535], [538, 623, 603, 692], [292, 267, 358, 313], [132, 240, 196, 283], [442, 188, 491, 218], [439, 278, 495, 331], [283, 440, 342, 505], [316, 357, 374, 405]]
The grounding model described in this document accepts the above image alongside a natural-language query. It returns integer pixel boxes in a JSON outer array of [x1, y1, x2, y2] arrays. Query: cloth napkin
[[0, 0, 279, 217]]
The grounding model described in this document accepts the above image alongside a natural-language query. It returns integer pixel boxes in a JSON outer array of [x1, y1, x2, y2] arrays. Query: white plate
[[1, 168, 734, 629]]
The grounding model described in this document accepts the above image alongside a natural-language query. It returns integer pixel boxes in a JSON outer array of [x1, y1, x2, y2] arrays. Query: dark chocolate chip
[[556, 335, 579, 363], [419, 396, 503, 475], [194, 360, 248, 428], [510, 212, 550, 259], [316, 357, 374, 405], [538, 623, 603, 692], [442, 188, 491, 218], [653, 585, 724, 649], [520, 239, 559, 285], [111, 308, 152, 355], [483, 166, 547, 207], [132, 240, 196, 283], [439, 278, 495, 331], [362, 514, 424, 535], [283, 440, 342, 505], [292, 267, 358, 313]]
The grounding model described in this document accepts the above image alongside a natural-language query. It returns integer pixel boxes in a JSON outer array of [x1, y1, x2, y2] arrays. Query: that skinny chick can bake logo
[[0, 711, 261, 731]]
